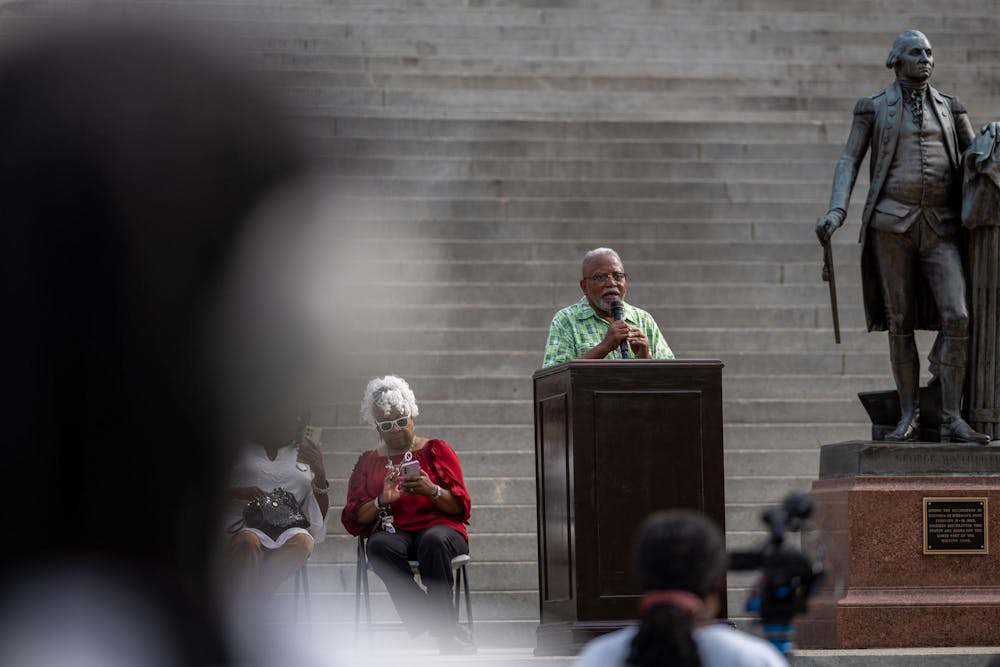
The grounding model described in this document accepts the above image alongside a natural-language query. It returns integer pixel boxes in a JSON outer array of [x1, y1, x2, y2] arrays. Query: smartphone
[[303, 425, 323, 444], [399, 460, 421, 480]]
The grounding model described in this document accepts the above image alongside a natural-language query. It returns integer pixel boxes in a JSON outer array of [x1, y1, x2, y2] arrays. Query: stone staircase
[[6, 0, 1000, 649]]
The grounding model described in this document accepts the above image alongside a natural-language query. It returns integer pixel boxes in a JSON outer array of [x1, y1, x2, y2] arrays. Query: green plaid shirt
[[542, 296, 674, 367]]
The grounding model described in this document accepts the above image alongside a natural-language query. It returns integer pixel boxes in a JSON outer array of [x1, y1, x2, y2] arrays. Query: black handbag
[[229, 487, 310, 541]]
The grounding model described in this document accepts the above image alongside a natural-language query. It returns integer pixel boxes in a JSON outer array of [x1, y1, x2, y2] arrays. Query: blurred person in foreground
[[575, 511, 786, 667], [223, 405, 329, 604], [0, 24, 311, 666], [341, 375, 475, 654], [542, 247, 674, 367]]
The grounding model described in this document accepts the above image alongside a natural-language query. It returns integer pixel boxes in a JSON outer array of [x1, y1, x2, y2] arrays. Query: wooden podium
[[532, 359, 726, 655]]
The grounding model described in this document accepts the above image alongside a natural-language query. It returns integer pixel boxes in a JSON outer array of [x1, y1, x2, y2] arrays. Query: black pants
[[366, 525, 468, 636]]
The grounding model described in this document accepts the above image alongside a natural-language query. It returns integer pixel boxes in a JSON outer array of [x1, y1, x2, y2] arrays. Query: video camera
[[728, 492, 825, 656]]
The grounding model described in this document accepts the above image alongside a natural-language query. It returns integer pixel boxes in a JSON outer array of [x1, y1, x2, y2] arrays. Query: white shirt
[[224, 443, 327, 548], [575, 622, 788, 667]]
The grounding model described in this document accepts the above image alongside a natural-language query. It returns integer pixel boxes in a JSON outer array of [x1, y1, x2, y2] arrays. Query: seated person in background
[[223, 406, 329, 604], [543, 247, 674, 367], [575, 511, 787, 667], [341, 375, 475, 654]]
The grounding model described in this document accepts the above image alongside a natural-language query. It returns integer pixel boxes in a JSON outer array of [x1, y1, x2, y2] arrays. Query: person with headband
[[575, 511, 786, 667]]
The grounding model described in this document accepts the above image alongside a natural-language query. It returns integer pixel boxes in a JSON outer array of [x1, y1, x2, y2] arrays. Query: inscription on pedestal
[[923, 498, 988, 555]]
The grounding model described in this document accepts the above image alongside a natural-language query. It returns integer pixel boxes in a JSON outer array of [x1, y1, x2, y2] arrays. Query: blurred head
[[250, 400, 310, 451], [0, 23, 304, 664], [625, 511, 728, 667], [580, 247, 627, 316], [635, 511, 727, 599], [361, 375, 419, 452]]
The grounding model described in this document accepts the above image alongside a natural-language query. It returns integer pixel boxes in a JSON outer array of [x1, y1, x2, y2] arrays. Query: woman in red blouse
[[341, 375, 474, 653]]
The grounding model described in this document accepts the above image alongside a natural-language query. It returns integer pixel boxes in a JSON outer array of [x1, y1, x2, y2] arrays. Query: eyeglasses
[[376, 416, 411, 432], [585, 272, 628, 284]]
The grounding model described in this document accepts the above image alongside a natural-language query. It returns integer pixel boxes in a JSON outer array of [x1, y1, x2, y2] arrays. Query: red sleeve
[[341, 450, 379, 537], [426, 439, 472, 523]]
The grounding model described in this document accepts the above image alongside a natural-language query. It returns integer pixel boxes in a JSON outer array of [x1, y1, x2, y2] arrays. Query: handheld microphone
[[610, 301, 628, 359]]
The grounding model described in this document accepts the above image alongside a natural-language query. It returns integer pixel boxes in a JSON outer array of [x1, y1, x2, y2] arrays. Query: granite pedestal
[[797, 441, 1000, 649]]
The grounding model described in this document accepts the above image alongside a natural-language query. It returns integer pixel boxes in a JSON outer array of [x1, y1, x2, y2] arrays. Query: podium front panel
[[538, 391, 572, 607], [591, 390, 705, 601], [533, 359, 725, 644]]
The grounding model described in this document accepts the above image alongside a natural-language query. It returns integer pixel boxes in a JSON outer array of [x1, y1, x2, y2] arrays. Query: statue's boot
[[885, 334, 920, 441], [926, 335, 940, 387], [938, 335, 990, 444]]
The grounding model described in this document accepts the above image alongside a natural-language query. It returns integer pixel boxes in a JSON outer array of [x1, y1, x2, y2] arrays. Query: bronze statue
[[962, 124, 1000, 440], [816, 29, 999, 444]]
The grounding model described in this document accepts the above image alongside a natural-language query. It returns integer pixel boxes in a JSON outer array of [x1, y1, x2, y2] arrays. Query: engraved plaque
[[923, 497, 988, 555]]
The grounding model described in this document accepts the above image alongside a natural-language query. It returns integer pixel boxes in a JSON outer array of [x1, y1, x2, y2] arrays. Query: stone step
[[327, 502, 538, 533], [322, 156, 843, 181], [262, 589, 537, 623], [316, 397, 866, 430], [326, 476, 535, 505], [323, 501, 808, 541], [330, 199, 857, 222], [314, 372, 903, 404], [325, 451, 536, 480], [726, 475, 816, 504], [365, 260, 861, 288], [254, 52, 995, 84], [320, 503, 795, 555], [354, 304, 863, 329], [278, 86, 999, 117], [726, 422, 870, 448], [302, 116, 851, 142], [357, 259, 813, 286], [725, 449, 820, 477], [313, 136, 847, 161], [300, 566, 779, 625], [290, 525, 807, 596], [158, 0, 1000, 17], [256, 585, 793, 637], [293, 560, 539, 594], [348, 326, 885, 354], [317, 624, 546, 653], [191, 5, 1000, 34], [262, 69, 999, 102], [314, 421, 864, 454], [315, 533, 538, 564], [321, 425, 532, 453], [723, 371, 932, 399], [338, 221, 865, 246], [353, 282, 868, 309], [324, 445, 821, 481], [312, 349, 890, 377], [344, 239, 858, 262], [309, 176, 837, 202], [235, 21, 1000, 50]]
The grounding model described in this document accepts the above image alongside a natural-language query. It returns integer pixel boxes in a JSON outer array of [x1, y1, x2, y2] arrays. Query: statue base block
[[796, 441, 1000, 648]]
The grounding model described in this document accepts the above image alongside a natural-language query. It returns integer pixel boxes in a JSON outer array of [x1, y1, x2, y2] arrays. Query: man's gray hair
[[581, 247, 621, 269], [886, 29, 928, 69], [360, 375, 419, 427]]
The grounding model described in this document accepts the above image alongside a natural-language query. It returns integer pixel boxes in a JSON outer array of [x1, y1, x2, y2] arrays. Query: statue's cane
[[819, 219, 841, 345]]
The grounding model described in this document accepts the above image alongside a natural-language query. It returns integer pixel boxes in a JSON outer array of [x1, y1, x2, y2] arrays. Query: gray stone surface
[[820, 441, 1000, 479]]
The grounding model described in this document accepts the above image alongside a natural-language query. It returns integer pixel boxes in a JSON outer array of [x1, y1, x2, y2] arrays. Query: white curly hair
[[581, 247, 622, 273], [360, 375, 419, 427]]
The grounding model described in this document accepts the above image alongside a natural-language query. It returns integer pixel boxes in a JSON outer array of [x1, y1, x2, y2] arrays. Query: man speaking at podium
[[542, 247, 674, 367]]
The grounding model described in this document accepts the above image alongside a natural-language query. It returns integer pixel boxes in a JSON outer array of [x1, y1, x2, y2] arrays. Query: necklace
[[384, 445, 414, 469]]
